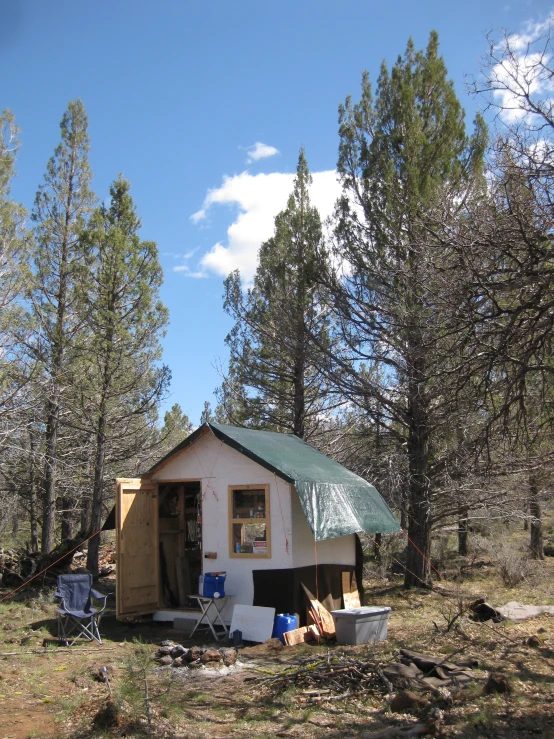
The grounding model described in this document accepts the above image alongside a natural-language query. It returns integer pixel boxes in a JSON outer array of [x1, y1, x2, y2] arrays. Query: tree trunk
[[41, 396, 59, 553], [81, 494, 91, 533], [529, 474, 544, 560], [60, 497, 73, 541], [374, 532, 382, 564], [458, 508, 468, 556], [400, 501, 407, 530], [86, 412, 106, 576], [404, 358, 431, 589], [29, 432, 39, 553], [87, 321, 113, 575], [523, 500, 529, 531]]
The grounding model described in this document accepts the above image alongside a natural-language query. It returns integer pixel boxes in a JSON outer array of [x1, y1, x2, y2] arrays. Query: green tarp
[[204, 422, 401, 541]]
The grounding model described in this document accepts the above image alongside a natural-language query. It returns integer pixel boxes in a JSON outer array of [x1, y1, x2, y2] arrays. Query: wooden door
[[116, 478, 159, 617]]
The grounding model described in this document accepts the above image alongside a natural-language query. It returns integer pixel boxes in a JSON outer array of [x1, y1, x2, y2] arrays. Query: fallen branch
[[362, 723, 431, 738], [300, 688, 374, 703], [0, 647, 116, 657]]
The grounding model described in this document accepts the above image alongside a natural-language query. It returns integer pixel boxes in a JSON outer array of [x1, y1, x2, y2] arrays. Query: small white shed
[[114, 422, 399, 623]]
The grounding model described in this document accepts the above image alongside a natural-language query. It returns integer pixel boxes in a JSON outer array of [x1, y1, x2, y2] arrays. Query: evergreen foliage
[[220, 149, 335, 440], [328, 32, 487, 586], [30, 100, 96, 552], [80, 176, 170, 573]]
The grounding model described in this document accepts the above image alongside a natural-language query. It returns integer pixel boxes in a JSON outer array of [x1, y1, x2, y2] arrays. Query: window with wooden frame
[[228, 484, 271, 558]]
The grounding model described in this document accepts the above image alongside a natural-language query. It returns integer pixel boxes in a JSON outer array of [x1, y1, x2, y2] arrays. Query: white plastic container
[[330, 606, 391, 645]]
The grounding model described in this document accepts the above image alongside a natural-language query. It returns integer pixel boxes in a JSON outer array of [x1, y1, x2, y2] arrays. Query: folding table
[[188, 594, 233, 641]]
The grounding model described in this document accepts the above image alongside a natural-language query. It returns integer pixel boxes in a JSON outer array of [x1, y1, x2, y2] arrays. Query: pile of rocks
[[154, 640, 238, 669]]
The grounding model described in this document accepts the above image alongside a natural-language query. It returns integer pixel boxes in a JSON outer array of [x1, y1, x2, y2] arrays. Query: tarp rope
[[314, 539, 319, 604], [0, 527, 104, 603], [194, 439, 224, 502], [366, 530, 440, 590], [400, 529, 443, 581], [273, 472, 289, 555]]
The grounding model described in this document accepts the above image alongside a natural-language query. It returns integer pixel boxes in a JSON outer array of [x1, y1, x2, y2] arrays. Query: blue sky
[[2, 0, 551, 426]]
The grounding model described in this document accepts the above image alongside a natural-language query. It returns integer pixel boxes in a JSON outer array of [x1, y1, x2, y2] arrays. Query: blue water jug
[[272, 613, 298, 643]]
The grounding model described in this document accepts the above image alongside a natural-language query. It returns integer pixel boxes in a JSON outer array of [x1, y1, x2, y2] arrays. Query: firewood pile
[[247, 647, 477, 704], [246, 652, 391, 702]]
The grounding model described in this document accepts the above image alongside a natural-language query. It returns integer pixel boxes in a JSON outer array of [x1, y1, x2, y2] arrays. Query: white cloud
[[188, 169, 340, 283], [492, 12, 554, 122], [173, 264, 208, 279], [244, 142, 280, 163]]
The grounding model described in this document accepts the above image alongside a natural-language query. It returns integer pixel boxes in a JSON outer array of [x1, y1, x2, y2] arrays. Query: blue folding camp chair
[[55, 574, 107, 645]]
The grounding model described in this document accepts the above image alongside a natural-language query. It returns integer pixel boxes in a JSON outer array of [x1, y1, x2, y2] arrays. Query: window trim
[[228, 484, 271, 558]]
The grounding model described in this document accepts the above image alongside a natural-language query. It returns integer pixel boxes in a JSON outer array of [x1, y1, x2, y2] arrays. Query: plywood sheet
[[229, 604, 275, 643], [283, 626, 314, 646], [301, 583, 335, 636], [342, 571, 361, 609]]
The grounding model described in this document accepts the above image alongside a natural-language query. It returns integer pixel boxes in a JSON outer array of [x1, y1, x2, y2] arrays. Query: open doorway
[[158, 481, 201, 608]]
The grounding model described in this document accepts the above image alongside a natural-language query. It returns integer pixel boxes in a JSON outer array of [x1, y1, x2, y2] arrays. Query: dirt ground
[[2, 551, 554, 738]]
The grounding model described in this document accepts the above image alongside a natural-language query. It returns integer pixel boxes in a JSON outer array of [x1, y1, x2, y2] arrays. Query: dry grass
[[1, 521, 554, 738]]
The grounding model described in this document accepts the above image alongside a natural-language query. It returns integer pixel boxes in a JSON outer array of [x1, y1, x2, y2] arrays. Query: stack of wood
[[283, 571, 361, 646], [247, 652, 388, 702]]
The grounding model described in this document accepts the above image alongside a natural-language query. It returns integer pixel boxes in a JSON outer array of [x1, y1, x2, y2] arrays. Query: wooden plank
[[283, 626, 314, 646], [116, 479, 159, 618], [342, 571, 361, 609], [301, 583, 335, 637]]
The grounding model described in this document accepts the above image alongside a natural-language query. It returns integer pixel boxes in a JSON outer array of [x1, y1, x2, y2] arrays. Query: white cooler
[[330, 606, 391, 645]]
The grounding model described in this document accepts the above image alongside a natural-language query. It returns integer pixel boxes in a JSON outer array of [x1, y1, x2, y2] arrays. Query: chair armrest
[[54, 591, 63, 599], [90, 590, 108, 613]]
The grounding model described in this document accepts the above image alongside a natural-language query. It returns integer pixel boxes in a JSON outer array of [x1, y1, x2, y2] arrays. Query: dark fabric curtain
[[253, 564, 360, 624]]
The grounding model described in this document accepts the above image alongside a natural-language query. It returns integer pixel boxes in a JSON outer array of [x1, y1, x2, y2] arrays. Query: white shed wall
[[151, 430, 293, 619], [290, 487, 355, 568]]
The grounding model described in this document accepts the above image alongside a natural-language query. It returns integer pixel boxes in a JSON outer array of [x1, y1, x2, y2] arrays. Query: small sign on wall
[[252, 541, 267, 554]]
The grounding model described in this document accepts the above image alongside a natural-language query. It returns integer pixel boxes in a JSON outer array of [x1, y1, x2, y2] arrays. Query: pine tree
[[31, 100, 95, 553], [0, 110, 30, 460], [159, 403, 193, 452], [81, 176, 170, 574], [329, 33, 487, 586], [0, 111, 29, 381], [220, 149, 334, 440]]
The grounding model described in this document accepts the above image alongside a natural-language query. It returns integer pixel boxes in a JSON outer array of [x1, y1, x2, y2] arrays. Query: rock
[[200, 648, 223, 664], [172, 657, 184, 667], [92, 700, 120, 730], [170, 645, 187, 659], [543, 545, 554, 557], [538, 627, 547, 634], [156, 645, 173, 657], [526, 635, 541, 648], [220, 647, 237, 666], [484, 672, 511, 695], [160, 640, 174, 647], [92, 665, 114, 682], [390, 690, 429, 714], [156, 655, 174, 666], [469, 599, 503, 623], [186, 646, 202, 662]]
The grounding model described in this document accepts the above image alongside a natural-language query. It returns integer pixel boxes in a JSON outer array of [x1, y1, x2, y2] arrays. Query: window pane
[[232, 489, 266, 519], [232, 522, 267, 554]]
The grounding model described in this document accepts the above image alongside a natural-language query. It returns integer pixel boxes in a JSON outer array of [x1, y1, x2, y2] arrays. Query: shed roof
[[147, 422, 400, 541]]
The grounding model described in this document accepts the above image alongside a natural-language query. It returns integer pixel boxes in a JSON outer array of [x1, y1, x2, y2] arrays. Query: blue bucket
[[272, 613, 298, 643]]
